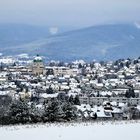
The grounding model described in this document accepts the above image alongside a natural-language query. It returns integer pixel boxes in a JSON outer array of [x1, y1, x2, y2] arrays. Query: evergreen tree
[[9, 100, 30, 124], [78, 63, 83, 69], [74, 95, 81, 105], [0, 105, 11, 125], [46, 86, 54, 94], [44, 99, 65, 122], [125, 88, 135, 98], [69, 95, 74, 104], [62, 102, 77, 121], [29, 103, 43, 123]]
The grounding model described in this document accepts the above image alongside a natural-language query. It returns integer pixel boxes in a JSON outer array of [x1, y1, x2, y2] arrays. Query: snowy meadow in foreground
[[0, 121, 140, 140]]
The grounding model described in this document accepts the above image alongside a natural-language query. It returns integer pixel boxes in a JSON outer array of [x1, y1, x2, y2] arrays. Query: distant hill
[[0, 23, 76, 50], [0, 23, 52, 47], [0, 24, 140, 61]]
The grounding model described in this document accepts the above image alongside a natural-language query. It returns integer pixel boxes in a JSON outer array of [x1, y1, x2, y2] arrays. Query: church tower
[[32, 55, 45, 75]]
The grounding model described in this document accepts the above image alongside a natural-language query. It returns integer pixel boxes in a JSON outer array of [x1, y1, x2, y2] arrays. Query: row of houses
[[80, 97, 140, 106]]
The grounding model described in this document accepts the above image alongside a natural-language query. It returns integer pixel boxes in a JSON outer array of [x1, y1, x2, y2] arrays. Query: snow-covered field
[[0, 121, 140, 140]]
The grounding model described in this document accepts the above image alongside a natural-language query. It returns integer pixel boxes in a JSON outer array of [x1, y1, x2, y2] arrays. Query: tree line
[[0, 95, 81, 125]]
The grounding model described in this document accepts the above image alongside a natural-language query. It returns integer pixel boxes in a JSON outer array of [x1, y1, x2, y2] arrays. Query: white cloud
[[49, 27, 58, 35]]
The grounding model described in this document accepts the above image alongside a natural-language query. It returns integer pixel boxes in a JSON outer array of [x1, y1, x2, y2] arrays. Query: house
[[0, 72, 8, 83]]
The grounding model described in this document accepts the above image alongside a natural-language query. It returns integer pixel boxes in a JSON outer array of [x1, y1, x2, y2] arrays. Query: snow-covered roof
[[0, 58, 15, 64], [137, 105, 140, 111], [40, 93, 58, 98], [96, 106, 112, 118], [100, 91, 112, 96], [112, 108, 123, 113], [76, 104, 91, 112]]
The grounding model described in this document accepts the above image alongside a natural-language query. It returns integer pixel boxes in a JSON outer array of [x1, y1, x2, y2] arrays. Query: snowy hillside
[[0, 121, 140, 140]]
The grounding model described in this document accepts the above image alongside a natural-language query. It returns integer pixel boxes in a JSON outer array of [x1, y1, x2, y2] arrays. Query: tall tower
[[32, 55, 45, 75]]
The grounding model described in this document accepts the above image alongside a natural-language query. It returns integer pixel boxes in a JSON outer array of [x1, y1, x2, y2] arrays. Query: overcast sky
[[0, 0, 140, 27]]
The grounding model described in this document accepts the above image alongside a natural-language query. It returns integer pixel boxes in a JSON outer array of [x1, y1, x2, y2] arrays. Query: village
[[1, 54, 140, 124]]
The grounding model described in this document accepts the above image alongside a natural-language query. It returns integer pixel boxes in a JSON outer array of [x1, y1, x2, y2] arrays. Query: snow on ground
[[0, 121, 140, 140]]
